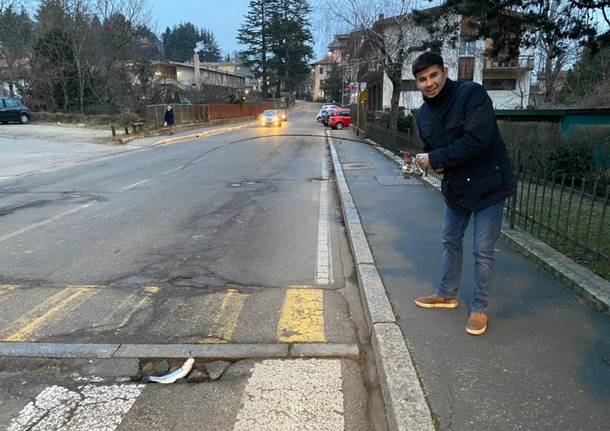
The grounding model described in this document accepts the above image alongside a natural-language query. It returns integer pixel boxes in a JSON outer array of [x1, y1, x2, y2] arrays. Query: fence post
[[509, 150, 520, 229], [111, 125, 116, 138]]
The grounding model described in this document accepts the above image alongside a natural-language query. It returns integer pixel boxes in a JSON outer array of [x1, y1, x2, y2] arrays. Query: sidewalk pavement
[[331, 131, 610, 431]]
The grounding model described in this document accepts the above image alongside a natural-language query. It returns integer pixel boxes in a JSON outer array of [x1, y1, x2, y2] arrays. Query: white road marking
[[316, 153, 334, 285], [8, 384, 144, 431], [0, 203, 93, 244], [162, 166, 183, 175], [233, 359, 344, 431], [121, 179, 150, 191]]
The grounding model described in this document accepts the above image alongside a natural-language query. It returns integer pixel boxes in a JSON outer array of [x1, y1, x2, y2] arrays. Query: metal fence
[[364, 124, 416, 154], [506, 151, 610, 278]]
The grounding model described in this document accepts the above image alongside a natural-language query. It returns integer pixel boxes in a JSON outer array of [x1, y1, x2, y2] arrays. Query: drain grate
[[342, 162, 372, 170], [375, 175, 422, 186]]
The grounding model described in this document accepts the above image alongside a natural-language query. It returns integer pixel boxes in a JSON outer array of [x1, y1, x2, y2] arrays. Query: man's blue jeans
[[437, 200, 504, 312]]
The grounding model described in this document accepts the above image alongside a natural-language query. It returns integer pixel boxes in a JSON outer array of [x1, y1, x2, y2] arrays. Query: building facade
[[151, 54, 245, 91], [333, 13, 534, 113], [311, 56, 335, 101]]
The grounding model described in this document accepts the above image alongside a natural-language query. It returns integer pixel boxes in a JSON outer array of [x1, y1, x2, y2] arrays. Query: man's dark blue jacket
[[416, 78, 516, 212]]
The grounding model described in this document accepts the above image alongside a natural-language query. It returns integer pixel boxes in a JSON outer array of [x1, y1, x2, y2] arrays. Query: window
[[483, 79, 516, 90], [340, 112, 350, 117], [401, 80, 417, 91], [319, 67, 324, 75], [4, 99, 20, 107], [459, 39, 477, 57]]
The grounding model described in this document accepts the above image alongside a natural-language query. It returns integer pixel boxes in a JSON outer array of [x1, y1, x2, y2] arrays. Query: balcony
[[484, 55, 534, 71]]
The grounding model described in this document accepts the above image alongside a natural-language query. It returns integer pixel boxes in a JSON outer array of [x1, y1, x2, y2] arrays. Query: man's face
[[415, 65, 449, 99]]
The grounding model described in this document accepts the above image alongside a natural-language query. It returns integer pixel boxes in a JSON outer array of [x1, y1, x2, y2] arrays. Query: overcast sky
[[148, 0, 329, 60]]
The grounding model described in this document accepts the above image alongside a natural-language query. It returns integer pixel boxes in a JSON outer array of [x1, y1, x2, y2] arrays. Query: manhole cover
[[375, 175, 422, 186], [228, 180, 262, 188], [342, 162, 372, 170]]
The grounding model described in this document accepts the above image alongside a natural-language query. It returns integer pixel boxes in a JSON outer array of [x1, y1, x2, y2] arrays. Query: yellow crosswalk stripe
[[202, 289, 248, 343], [104, 286, 160, 333], [0, 284, 18, 305], [2, 287, 98, 342], [277, 288, 326, 343]]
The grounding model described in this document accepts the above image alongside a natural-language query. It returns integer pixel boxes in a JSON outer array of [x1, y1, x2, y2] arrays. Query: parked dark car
[[0, 97, 30, 124]]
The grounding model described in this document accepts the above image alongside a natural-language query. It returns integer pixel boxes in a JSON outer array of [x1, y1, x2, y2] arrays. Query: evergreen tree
[[162, 23, 199, 62], [0, 4, 34, 97], [321, 63, 342, 103], [268, 0, 314, 94], [198, 29, 222, 62], [237, 0, 275, 97]]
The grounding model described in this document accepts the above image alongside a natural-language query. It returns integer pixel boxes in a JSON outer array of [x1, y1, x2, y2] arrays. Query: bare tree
[[317, 0, 437, 132], [531, 1, 586, 104]]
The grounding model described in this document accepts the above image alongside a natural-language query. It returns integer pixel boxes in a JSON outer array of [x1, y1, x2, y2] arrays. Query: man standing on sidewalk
[[412, 52, 516, 335]]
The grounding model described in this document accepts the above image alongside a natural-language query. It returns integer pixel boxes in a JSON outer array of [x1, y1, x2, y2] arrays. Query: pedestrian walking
[[411, 52, 516, 335], [164, 105, 175, 135]]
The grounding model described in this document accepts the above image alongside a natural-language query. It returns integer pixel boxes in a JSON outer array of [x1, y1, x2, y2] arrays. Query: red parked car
[[328, 109, 351, 129]]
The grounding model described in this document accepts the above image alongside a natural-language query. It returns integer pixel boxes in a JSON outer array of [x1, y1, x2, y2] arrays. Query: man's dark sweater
[[416, 79, 516, 212]]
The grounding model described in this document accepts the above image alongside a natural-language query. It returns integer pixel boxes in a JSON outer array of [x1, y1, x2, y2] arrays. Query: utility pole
[[341, 66, 345, 107]]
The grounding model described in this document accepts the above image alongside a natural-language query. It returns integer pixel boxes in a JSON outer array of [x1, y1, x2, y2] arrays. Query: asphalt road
[[0, 108, 381, 430]]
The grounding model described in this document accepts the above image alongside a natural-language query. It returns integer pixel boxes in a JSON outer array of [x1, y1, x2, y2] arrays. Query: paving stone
[[205, 360, 232, 380]]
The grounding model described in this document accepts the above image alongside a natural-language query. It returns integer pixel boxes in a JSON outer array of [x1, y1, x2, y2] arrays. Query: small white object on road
[[144, 356, 194, 384]]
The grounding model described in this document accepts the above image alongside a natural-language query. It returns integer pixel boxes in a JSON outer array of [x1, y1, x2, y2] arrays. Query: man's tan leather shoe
[[415, 294, 459, 309], [466, 312, 488, 335]]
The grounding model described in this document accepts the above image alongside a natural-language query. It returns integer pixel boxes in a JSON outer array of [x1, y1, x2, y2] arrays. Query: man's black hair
[[412, 51, 444, 77]]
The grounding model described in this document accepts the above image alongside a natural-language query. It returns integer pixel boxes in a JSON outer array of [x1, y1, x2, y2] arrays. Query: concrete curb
[[501, 228, 610, 313], [0, 342, 359, 360], [326, 131, 435, 431], [371, 142, 610, 315]]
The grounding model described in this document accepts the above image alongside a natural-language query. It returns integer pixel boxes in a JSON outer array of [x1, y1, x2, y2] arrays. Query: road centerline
[[0, 203, 93, 244], [120, 179, 150, 191]]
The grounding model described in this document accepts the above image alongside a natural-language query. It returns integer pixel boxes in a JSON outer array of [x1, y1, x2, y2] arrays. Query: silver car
[[259, 109, 281, 127]]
